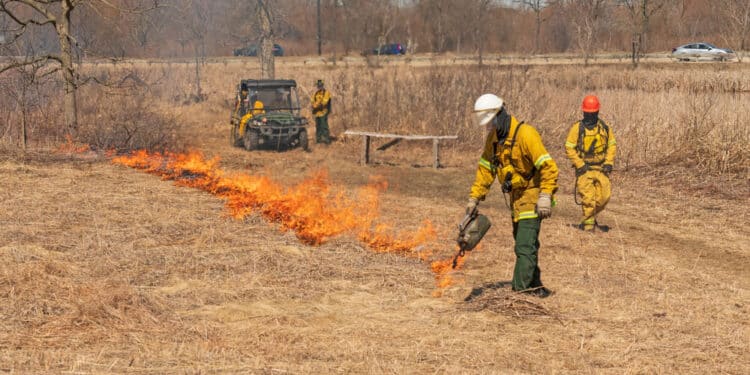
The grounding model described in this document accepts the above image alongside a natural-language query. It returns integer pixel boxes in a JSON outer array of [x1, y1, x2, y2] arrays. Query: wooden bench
[[344, 130, 458, 169]]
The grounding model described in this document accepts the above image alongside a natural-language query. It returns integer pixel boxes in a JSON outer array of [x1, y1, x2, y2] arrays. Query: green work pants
[[511, 218, 543, 291], [315, 115, 330, 144]]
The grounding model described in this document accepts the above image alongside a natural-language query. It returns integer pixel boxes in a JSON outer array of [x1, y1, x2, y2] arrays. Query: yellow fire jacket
[[239, 100, 266, 135], [470, 116, 559, 222], [564, 120, 616, 169], [311, 89, 331, 117]]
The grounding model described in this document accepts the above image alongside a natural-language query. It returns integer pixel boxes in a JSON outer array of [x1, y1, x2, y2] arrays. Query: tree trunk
[[640, 1, 649, 53], [534, 10, 541, 54], [21, 103, 27, 150], [194, 46, 204, 102], [316, 0, 322, 56], [257, 0, 275, 79], [58, 0, 78, 133], [634, 28, 645, 66]]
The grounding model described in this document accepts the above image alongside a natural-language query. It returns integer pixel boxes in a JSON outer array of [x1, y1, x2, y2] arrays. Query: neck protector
[[494, 109, 511, 141], [582, 112, 599, 129]]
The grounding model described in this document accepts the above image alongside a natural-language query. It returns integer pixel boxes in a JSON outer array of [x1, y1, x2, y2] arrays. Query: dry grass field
[[1, 56, 748, 373]]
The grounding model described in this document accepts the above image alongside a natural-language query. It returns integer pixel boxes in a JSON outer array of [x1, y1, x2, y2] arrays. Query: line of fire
[[112, 150, 474, 295]]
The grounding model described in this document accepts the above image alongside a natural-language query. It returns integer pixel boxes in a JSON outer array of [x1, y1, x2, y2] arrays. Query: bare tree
[[716, 0, 750, 61], [0, 33, 58, 147], [130, 3, 167, 54], [375, 0, 399, 52], [618, 0, 671, 66], [176, 0, 211, 101], [256, 0, 275, 79], [470, 0, 493, 65], [331, 0, 398, 56], [0, 0, 161, 135], [330, 0, 359, 54], [418, 0, 451, 53], [562, 0, 608, 65], [4, 61, 41, 148], [514, 0, 553, 54], [0, 0, 79, 133]]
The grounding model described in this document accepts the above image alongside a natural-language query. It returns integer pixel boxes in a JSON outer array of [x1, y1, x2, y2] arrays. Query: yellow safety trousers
[[577, 169, 611, 226]]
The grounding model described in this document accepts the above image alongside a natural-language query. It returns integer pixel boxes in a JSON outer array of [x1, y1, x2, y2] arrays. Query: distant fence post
[[433, 138, 440, 169], [361, 135, 370, 166]]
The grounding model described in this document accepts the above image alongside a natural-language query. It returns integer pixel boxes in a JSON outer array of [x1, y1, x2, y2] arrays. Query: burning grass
[[112, 150, 466, 290], [55, 135, 91, 154]]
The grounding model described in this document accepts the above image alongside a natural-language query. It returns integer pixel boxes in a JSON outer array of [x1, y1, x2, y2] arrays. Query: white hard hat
[[473, 93, 504, 126]]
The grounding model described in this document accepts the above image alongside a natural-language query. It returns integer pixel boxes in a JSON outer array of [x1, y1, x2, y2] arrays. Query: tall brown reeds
[[2, 59, 747, 190]]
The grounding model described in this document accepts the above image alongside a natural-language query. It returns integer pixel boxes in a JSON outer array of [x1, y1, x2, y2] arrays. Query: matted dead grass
[[1, 140, 747, 373], [463, 286, 561, 321], [1, 59, 748, 373]]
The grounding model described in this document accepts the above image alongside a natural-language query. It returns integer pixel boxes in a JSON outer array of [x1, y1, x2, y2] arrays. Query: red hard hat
[[581, 95, 600, 113]]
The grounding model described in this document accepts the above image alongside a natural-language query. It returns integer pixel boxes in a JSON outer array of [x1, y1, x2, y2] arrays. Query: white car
[[671, 43, 735, 61]]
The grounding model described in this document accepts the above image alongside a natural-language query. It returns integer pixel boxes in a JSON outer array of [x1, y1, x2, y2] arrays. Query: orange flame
[[56, 135, 90, 154], [113, 150, 468, 293]]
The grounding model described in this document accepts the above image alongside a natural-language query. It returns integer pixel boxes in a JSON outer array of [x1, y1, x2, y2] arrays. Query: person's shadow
[[464, 281, 512, 302]]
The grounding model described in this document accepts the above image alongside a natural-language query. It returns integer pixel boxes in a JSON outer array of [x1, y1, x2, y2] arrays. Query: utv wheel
[[244, 130, 260, 151], [298, 129, 309, 151]]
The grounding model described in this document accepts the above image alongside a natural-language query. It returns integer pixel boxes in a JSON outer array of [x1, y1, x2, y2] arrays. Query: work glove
[[536, 193, 552, 219], [601, 164, 613, 176], [466, 198, 479, 215], [575, 163, 590, 177]]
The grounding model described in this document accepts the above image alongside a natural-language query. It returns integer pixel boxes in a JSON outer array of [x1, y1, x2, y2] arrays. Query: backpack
[[491, 121, 535, 181], [577, 119, 610, 158]]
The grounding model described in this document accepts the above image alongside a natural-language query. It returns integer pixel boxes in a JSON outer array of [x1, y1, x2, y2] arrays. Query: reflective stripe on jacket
[[470, 116, 559, 222], [565, 120, 616, 169]]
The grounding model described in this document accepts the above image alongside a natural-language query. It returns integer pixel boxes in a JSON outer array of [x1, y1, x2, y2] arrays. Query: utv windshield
[[254, 87, 300, 113]]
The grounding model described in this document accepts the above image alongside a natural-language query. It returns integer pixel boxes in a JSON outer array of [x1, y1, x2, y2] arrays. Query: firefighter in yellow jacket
[[565, 95, 616, 231], [233, 83, 250, 121], [238, 92, 265, 138], [467, 94, 559, 298], [311, 79, 331, 144]]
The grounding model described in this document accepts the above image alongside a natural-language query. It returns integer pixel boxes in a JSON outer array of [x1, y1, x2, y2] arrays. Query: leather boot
[[522, 287, 552, 298]]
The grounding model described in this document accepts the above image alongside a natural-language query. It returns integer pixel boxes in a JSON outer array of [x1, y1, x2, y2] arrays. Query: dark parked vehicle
[[671, 43, 735, 61], [233, 43, 284, 57], [370, 43, 406, 55], [230, 79, 309, 151]]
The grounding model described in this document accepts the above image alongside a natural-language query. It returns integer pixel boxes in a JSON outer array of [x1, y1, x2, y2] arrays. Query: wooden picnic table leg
[[433, 138, 440, 169], [361, 135, 371, 166]]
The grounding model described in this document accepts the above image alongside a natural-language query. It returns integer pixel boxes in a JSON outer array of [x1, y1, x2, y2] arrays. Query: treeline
[[2, 0, 748, 59]]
